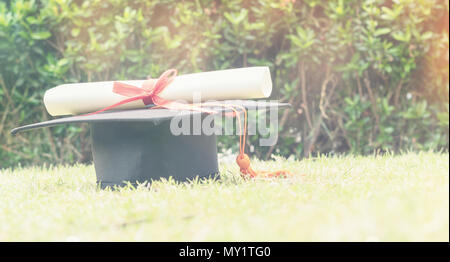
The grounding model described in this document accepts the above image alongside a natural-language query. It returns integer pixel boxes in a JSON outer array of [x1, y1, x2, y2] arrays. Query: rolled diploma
[[44, 67, 273, 116]]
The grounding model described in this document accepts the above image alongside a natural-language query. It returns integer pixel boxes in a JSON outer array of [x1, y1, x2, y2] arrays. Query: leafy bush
[[1, 0, 448, 167]]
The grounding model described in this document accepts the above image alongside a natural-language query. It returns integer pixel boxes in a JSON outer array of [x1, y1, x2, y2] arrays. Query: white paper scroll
[[43, 67, 273, 116]]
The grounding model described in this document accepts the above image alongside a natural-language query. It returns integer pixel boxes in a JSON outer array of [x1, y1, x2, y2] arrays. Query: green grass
[[0, 152, 448, 241]]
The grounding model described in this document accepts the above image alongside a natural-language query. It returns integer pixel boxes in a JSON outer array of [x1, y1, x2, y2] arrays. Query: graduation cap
[[11, 67, 291, 188]]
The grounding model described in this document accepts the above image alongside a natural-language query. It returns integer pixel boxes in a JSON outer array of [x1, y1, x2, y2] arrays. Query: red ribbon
[[83, 69, 179, 116]]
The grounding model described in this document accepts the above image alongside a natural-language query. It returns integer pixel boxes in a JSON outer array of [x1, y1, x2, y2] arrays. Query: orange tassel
[[236, 153, 292, 179]]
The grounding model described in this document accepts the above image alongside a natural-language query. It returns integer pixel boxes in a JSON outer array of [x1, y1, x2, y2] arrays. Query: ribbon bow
[[113, 69, 177, 106], [84, 69, 180, 115]]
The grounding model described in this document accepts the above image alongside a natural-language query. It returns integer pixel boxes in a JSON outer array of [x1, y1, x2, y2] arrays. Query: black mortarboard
[[12, 101, 288, 188]]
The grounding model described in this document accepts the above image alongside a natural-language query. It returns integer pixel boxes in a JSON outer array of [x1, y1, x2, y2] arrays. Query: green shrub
[[1, 0, 448, 167]]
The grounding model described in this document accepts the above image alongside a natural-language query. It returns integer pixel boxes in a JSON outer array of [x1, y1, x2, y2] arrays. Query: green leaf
[[374, 28, 391, 36], [30, 31, 51, 40], [71, 28, 80, 37], [392, 31, 410, 42], [224, 9, 247, 25], [421, 31, 433, 41]]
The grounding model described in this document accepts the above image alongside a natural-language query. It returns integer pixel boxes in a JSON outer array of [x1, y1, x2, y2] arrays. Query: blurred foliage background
[[0, 0, 448, 167]]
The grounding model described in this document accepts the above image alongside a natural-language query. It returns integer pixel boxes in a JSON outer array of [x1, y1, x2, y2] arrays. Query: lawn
[[0, 152, 448, 241]]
